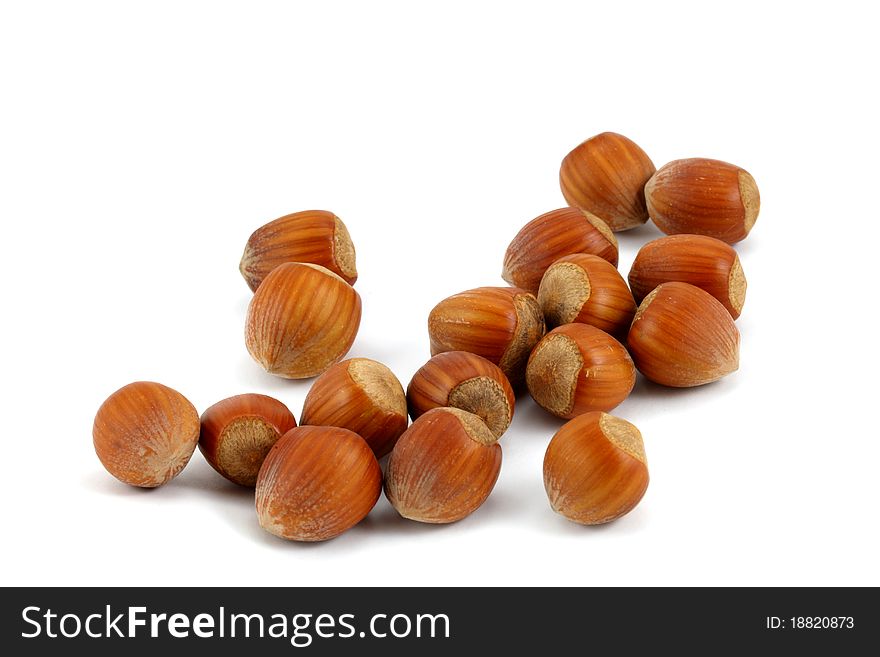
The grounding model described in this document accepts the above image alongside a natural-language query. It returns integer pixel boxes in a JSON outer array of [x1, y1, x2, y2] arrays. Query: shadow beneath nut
[[535, 504, 651, 537], [613, 222, 664, 249], [616, 374, 741, 420], [85, 422, 651, 546], [175, 461, 331, 549], [85, 455, 277, 544], [350, 501, 458, 537], [81, 470, 163, 497], [475, 481, 539, 522], [509, 396, 565, 439], [233, 356, 316, 397], [461, 479, 651, 538], [237, 498, 462, 554], [81, 457, 252, 500], [171, 459, 255, 496], [731, 237, 760, 259]]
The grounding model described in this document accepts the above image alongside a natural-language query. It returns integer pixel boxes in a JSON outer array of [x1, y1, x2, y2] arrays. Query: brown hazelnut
[[526, 323, 635, 419], [93, 381, 200, 488], [385, 408, 501, 524], [407, 351, 515, 438], [428, 286, 545, 387], [501, 207, 618, 293], [560, 132, 656, 231], [199, 393, 297, 486], [645, 158, 760, 243], [628, 234, 747, 319], [300, 358, 408, 458], [544, 411, 648, 525], [537, 253, 637, 338], [245, 262, 361, 379], [240, 210, 357, 291], [627, 282, 740, 387], [255, 426, 381, 541]]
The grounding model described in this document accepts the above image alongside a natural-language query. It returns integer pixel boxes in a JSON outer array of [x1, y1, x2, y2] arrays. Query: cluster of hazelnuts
[[93, 132, 759, 542]]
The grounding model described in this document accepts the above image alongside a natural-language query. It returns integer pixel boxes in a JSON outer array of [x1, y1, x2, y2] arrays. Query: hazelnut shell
[[544, 411, 649, 525], [245, 262, 362, 379], [526, 323, 636, 419], [628, 234, 747, 319], [537, 253, 637, 338], [627, 281, 740, 387], [199, 393, 297, 487], [93, 381, 200, 488], [300, 358, 408, 458], [407, 351, 515, 439], [560, 132, 656, 231], [255, 425, 381, 542], [501, 207, 618, 293], [645, 158, 760, 243], [385, 408, 501, 524], [428, 286, 545, 387], [240, 210, 357, 291]]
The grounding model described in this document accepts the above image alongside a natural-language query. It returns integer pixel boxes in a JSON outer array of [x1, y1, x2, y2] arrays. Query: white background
[[2, 1, 878, 587]]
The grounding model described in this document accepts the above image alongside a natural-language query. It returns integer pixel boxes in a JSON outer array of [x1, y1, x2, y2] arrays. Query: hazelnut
[[199, 393, 297, 486], [501, 207, 618, 293], [385, 408, 501, 524], [627, 281, 740, 387], [239, 210, 357, 292], [526, 323, 635, 419], [255, 426, 381, 541], [559, 132, 656, 231], [628, 234, 747, 319], [645, 158, 760, 243], [428, 286, 545, 387], [245, 262, 362, 379], [537, 253, 637, 338], [93, 381, 200, 488], [544, 411, 648, 525], [407, 351, 515, 439], [300, 358, 408, 458]]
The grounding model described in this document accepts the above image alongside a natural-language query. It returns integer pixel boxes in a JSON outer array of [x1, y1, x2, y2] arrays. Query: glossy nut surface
[[240, 209, 357, 291], [544, 411, 648, 525], [385, 408, 501, 524], [255, 426, 381, 541], [628, 234, 747, 319], [428, 286, 544, 387], [502, 207, 618, 293], [645, 158, 760, 243], [538, 253, 637, 337], [560, 132, 656, 231], [199, 393, 297, 486], [526, 323, 635, 419], [407, 351, 515, 438], [93, 381, 200, 488], [300, 358, 408, 458], [627, 282, 740, 387], [245, 262, 361, 379]]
